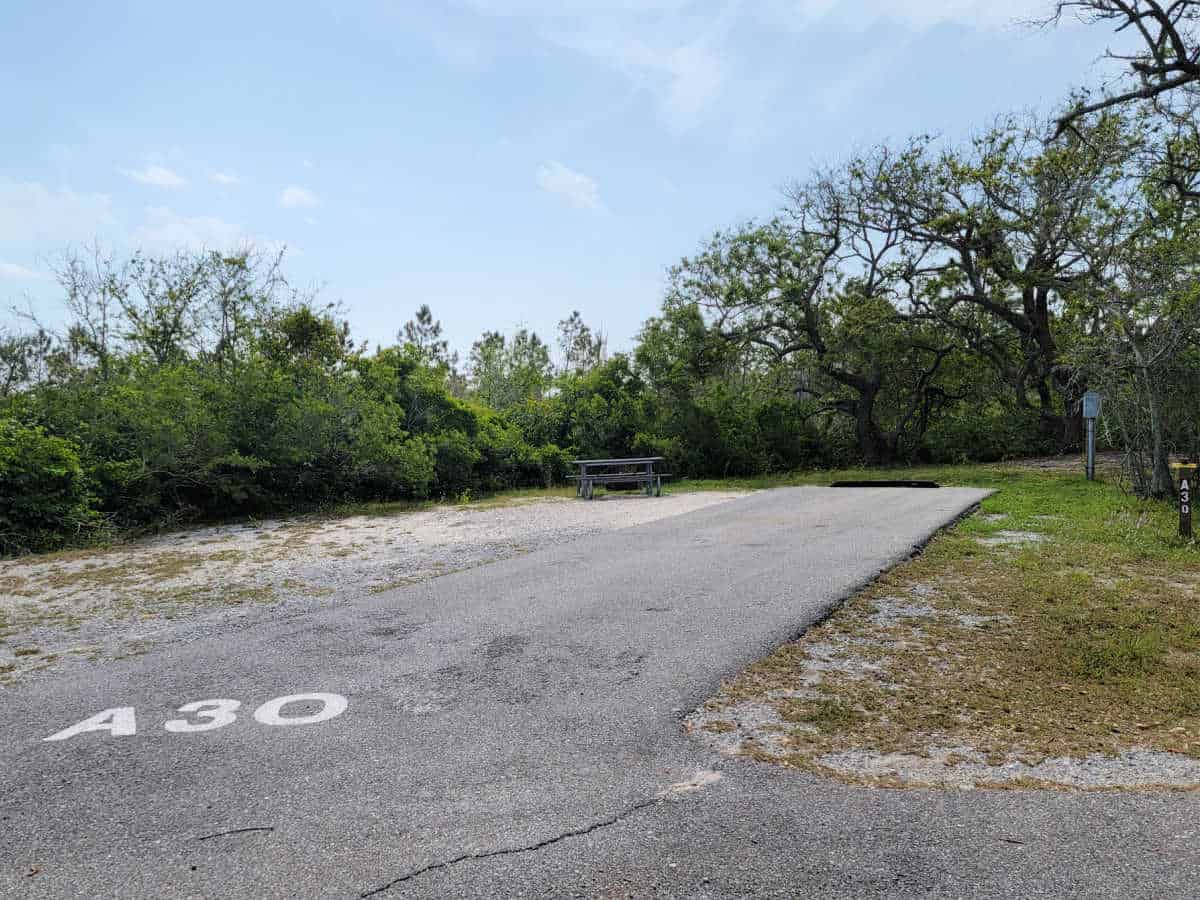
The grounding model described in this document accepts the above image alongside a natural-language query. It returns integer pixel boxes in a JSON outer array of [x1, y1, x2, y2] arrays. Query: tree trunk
[[855, 387, 892, 465], [1146, 382, 1174, 499], [1132, 340, 1174, 499]]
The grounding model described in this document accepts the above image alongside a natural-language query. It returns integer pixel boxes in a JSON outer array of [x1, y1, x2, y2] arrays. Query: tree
[[468, 328, 552, 410], [41, 245, 299, 374], [556, 310, 606, 374], [400, 304, 452, 366], [1046, 2, 1200, 132], [847, 118, 1132, 448], [1064, 121, 1200, 497], [50, 243, 124, 379], [671, 151, 964, 465], [119, 250, 210, 365], [204, 248, 289, 369], [0, 328, 52, 397], [1045, 2, 1200, 199]]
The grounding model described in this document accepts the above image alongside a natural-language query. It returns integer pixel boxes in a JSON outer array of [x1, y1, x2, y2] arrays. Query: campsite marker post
[[1175, 462, 1197, 539], [1081, 391, 1102, 481]]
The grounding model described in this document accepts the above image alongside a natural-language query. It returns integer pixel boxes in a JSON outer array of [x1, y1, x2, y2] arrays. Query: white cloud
[[0, 261, 49, 281], [209, 171, 240, 186], [279, 185, 320, 209], [302, 159, 316, 169], [551, 29, 728, 132], [817, 31, 914, 113], [303, 216, 319, 226], [0, 181, 117, 242], [536, 160, 603, 210], [118, 164, 188, 189], [452, 0, 1050, 135], [463, 1, 690, 15], [469, 1, 1043, 30], [134, 206, 249, 251], [786, 0, 1048, 30]]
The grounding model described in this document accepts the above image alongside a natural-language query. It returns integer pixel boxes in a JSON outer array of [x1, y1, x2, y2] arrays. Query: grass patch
[[701, 459, 1200, 776]]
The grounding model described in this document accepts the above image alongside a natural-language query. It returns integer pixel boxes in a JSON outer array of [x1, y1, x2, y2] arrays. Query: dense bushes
[[5, 341, 564, 537], [0, 253, 573, 552], [0, 421, 97, 554], [922, 405, 1057, 465]]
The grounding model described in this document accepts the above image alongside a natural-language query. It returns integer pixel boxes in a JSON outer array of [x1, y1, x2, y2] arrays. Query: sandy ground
[[687, 523, 1200, 791], [0, 490, 745, 684]]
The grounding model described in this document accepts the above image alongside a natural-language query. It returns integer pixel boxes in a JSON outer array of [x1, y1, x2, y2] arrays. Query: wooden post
[[1181, 465, 1195, 539]]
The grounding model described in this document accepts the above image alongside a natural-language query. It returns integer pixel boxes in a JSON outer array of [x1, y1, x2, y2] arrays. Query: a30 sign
[[43, 692, 348, 742], [1182, 472, 1193, 538]]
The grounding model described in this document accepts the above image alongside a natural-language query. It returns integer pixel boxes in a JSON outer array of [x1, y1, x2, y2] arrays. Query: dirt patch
[[977, 530, 1047, 547], [0, 490, 745, 685], [816, 746, 1200, 789]]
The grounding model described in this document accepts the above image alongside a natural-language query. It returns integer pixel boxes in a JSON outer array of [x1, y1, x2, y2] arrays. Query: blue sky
[[1, 1, 1126, 359]]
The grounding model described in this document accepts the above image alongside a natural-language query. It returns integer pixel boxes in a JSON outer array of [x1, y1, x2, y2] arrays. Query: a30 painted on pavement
[[43, 692, 348, 742]]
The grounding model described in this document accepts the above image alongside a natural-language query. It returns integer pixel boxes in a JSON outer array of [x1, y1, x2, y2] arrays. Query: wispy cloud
[[209, 171, 240, 186], [448, 0, 1048, 137], [816, 31, 914, 114], [0, 181, 117, 242], [0, 261, 49, 281], [134, 206, 249, 250], [536, 161, 603, 211], [279, 185, 320, 209], [118, 164, 188, 189], [549, 29, 728, 133], [784, 0, 1048, 30]]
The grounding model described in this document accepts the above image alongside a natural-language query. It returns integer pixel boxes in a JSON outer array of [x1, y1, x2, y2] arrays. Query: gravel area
[[817, 746, 1200, 790], [978, 529, 1048, 547], [0, 490, 745, 684]]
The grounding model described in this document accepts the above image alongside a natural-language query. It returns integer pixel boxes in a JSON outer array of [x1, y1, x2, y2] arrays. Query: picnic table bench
[[567, 457, 670, 500]]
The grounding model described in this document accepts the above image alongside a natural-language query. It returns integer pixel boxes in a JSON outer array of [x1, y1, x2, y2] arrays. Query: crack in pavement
[[197, 827, 275, 841], [358, 797, 661, 896]]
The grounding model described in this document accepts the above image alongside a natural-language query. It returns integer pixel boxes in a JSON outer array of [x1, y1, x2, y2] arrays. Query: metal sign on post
[[1081, 391, 1102, 481]]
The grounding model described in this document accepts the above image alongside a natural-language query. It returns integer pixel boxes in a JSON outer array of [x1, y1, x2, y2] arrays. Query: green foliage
[[0, 253, 575, 553], [0, 420, 98, 554], [922, 404, 1056, 464], [468, 328, 553, 410]]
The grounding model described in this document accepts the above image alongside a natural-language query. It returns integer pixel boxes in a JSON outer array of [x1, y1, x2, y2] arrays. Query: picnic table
[[568, 457, 669, 500]]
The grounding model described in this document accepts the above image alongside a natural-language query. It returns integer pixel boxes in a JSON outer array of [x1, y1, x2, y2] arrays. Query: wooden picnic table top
[[569, 457, 665, 466]]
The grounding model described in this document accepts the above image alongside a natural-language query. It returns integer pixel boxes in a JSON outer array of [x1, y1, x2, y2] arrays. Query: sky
[[1, 1, 1130, 358]]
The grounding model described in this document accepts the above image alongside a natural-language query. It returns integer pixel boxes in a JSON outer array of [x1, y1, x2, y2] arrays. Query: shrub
[[923, 405, 1055, 464], [432, 430, 482, 496], [0, 420, 98, 555]]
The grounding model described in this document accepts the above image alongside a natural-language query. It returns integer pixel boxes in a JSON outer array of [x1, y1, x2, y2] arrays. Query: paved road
[[2, 487, 1196, 899]]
